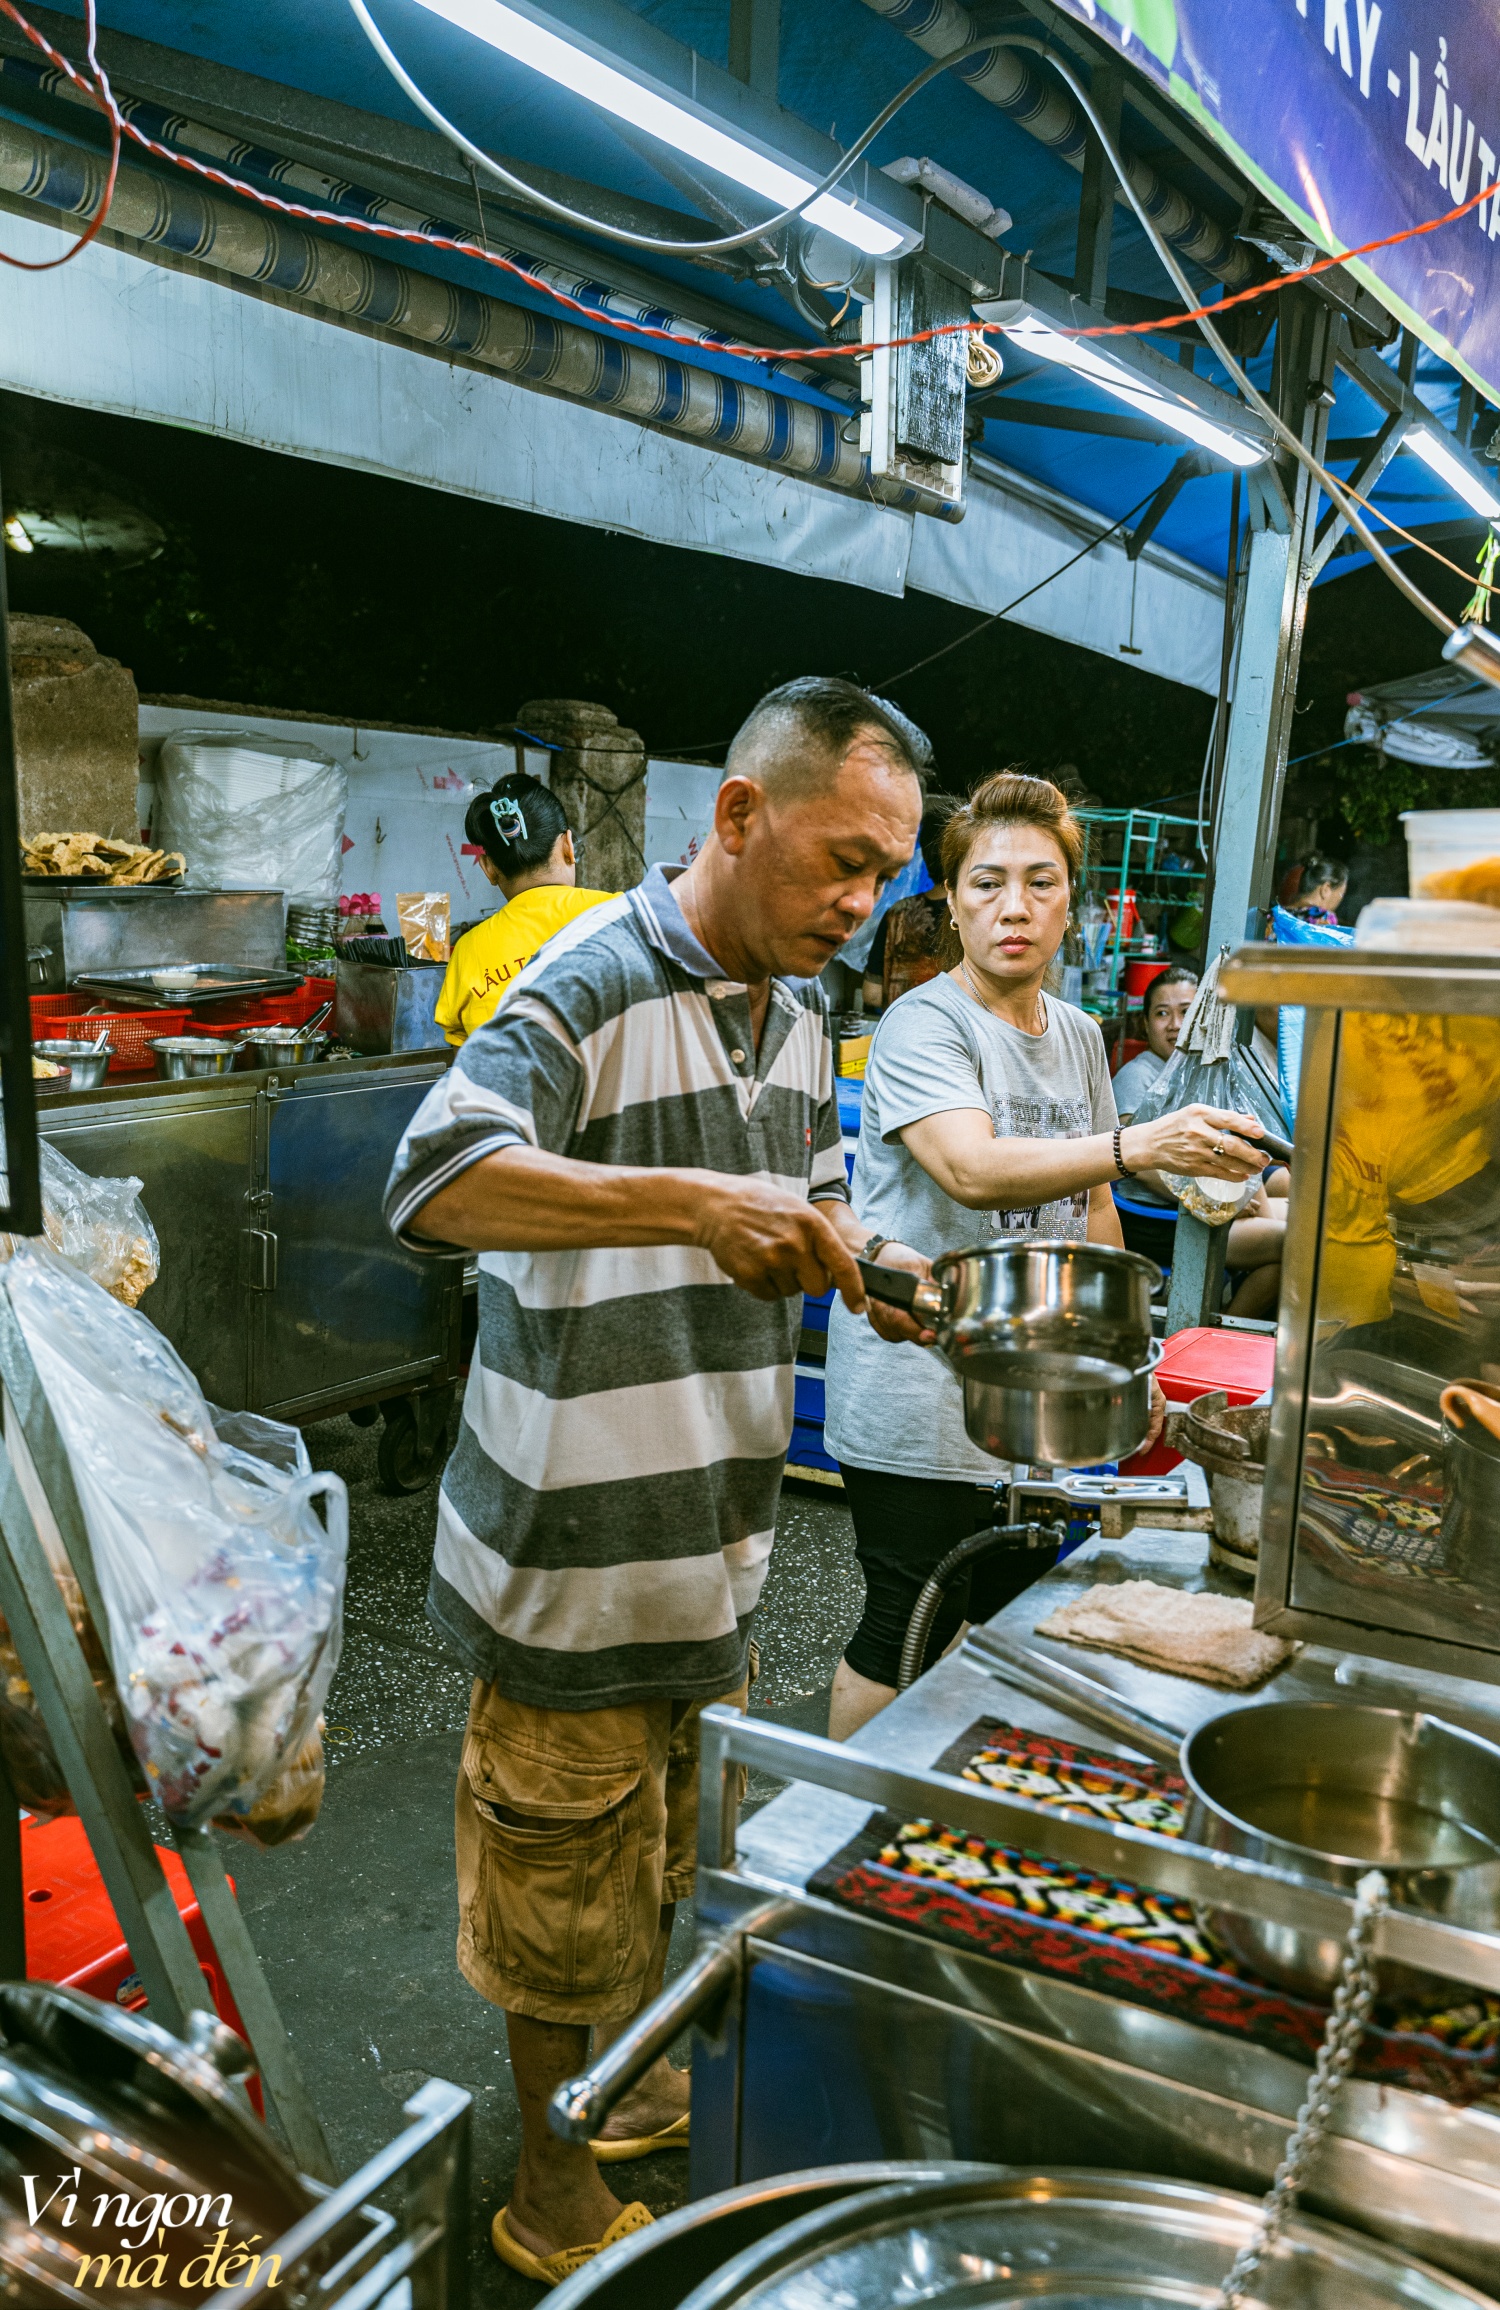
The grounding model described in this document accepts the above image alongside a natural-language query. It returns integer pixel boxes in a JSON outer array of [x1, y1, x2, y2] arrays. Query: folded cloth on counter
[[1035, 1578, 1293, 1690]]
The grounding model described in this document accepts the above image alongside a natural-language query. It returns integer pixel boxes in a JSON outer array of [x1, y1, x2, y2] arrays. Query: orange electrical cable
[[0, 0, 118, 270], [2, 0, 1495, 373]]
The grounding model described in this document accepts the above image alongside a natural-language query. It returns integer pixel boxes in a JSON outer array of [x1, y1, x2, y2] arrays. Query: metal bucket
[[151, 1036, 243, 1079]]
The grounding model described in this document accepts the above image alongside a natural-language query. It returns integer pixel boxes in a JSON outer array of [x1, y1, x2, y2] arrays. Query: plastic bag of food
[[397, 891, 451, 962], [0, 1568, 138, 1819], [1127, 956, 1279, 1226], [4, 1244, 347, 1830], [213, 1721, 326, 1849], [39, 1142, 156, 1306]]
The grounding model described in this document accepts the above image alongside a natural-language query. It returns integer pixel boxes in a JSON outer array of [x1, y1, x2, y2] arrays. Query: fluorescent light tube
[[993, 311, 1268, 469], [411, 0, 907, 256], [1405, 426, 1500, 518]]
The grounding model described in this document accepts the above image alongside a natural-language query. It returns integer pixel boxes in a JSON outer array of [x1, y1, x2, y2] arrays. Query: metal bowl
[[151, 1036, 243, 1079], [32, 1038, 112, 1090], [1184, 1702, 1500, 1998], [674, 2170, 1498, 2309], [238, 1029, 329, 1067]]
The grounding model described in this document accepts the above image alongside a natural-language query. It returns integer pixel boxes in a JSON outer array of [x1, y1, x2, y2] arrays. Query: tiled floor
[[227, 1418, 862, 2305]]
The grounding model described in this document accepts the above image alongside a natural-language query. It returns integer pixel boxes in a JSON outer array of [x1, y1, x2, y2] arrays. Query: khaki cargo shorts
[[454, 1677, 748, 2026]]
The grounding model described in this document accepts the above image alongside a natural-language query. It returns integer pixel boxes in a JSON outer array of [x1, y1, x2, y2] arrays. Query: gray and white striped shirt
[[384, 865, 850, 1710]]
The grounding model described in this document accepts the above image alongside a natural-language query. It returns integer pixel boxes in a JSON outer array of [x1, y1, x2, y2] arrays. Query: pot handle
[[855, 1256, 945, 1323]]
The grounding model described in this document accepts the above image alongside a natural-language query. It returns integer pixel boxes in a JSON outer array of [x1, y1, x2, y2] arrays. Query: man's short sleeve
[[383, 992, 586, 1250], [867, 992, 988, 1143]]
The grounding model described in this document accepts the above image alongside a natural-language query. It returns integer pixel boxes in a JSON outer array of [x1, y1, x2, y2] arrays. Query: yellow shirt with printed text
[[435, 884, 615, 1046]]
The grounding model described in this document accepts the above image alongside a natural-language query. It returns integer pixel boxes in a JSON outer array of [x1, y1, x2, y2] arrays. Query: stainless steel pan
[[967, 1626, 1500, 1997], [857, 1240, 1162, 1465]]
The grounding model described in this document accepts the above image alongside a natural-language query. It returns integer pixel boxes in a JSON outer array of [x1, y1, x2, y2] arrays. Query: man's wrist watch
[[858, 1234, 893, 1263]]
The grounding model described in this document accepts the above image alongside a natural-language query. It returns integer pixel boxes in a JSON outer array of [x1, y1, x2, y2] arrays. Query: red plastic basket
[[191, 975, 333, 1033], [59, 1005, 193, 1072], [28, 994, 83, 1028]]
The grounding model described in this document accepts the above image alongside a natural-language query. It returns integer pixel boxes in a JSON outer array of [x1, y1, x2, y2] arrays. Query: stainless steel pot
[[151, 1035, 244, 1079], [968, 1630, 1500, 1998], [673, 2170, 1497, 2310], [962, 1353, 1159, 1465], [32, 1038, 112, 1090], [548, 2164, 1005, 2310], [858, 1241, 1162, 1465]]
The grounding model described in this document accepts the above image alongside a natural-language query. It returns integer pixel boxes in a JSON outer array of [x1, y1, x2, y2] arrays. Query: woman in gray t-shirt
[[824, 775, 1266, 1741]]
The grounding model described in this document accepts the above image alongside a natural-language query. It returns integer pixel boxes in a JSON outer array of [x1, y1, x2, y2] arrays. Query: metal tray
[[23, 875, 183, 892], [71, 964, 305, 1007]]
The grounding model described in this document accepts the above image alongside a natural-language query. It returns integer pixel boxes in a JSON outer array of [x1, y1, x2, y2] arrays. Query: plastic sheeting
[[155, 729, 348, 904], [1345, 669, 1500, 772]]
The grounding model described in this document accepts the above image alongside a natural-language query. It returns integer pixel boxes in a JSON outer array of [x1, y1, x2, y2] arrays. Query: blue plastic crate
[[787, 1420, 839, 1475], [793, 1363, 827, 1425], [836, 1078, 864, 1135]]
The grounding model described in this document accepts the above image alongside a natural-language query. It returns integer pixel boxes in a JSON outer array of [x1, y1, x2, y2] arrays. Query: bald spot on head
[[724, 702, 918, 803]]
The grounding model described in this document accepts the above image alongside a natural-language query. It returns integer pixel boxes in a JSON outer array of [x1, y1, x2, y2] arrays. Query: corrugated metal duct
[[0, 116, 957, 515], [854, 0, 1256, 291]]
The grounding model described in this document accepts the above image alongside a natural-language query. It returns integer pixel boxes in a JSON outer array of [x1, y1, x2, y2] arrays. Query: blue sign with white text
[[1050, 1, 1500, 399]]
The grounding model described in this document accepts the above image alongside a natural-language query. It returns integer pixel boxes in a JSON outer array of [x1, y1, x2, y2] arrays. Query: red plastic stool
[[20, 1812, 262, 2111]]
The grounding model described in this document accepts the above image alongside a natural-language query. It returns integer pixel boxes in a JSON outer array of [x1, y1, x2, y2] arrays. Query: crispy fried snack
[[21, 833, 184, 883]]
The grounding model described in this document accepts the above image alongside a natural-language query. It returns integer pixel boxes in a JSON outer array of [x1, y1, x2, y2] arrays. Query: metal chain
[[1218, 1869, 1389, 2308]]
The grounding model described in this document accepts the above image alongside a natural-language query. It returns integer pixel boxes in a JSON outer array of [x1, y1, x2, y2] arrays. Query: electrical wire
[[0, 0, 117, 268], [873, 484, 1160, 690], [0, 1, 1475, 641], [995, 33, 1459, 644], [348, 0, 1030, 260]]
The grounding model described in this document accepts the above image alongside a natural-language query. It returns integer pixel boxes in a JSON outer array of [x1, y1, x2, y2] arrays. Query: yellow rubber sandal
[[589, 2110, 691, 2163], [491, 2201, 654, 2286]]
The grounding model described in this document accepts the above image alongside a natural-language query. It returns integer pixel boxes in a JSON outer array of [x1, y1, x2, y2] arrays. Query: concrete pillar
[[517, 699, 647, 891], [10, 615, 138, 841]]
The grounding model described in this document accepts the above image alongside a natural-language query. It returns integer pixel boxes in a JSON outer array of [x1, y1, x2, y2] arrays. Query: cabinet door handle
[[244, 1228, 278, 1291]]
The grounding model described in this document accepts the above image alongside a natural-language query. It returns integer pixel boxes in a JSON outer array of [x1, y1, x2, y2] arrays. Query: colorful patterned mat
[[807, 1718, 1500, 2106]]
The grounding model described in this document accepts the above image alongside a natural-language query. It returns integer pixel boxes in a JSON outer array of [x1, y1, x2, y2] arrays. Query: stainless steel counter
[[704, 1529, 1500, 2288], [35, 1050, 462, 1428]]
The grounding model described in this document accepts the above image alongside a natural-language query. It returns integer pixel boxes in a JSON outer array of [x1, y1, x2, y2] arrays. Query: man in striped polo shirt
[[385, 678, 929, 2280]]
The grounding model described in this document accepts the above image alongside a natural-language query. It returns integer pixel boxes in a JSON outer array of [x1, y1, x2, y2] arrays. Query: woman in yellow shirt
[[436, 772, 614, 1045]]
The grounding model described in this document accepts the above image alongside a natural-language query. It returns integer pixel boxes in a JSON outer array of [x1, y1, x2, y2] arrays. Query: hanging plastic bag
[[5, 1142, 159, 1307], [1269, 904, 1353, 1124], [396, 891, 451, 962], [4, 1245, 347, 1831], [1127, 954, 1279, 1226], [213, 1721, 326, 1850]]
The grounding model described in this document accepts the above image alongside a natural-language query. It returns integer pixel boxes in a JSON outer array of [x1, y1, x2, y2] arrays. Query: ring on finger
[[1212, 1134, 1225, 1155]]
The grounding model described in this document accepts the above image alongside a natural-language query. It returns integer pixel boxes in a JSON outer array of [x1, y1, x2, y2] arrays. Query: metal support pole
[[728, 0, 779, 100], [1073, 61, 1123, 307], [1168, 291, 1333, 1332]]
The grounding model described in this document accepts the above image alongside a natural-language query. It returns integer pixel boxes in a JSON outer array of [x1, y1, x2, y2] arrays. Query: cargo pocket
[[459, 1724, 659, 2002]]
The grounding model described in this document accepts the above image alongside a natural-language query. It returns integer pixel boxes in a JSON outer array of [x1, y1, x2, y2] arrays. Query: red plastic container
[[1109, 1036, 1147, 1078], [1121, 1324, 1275, 1475], [28, 994, 83, 1029], [1104, 887, 1139, 941], [21, 1812, 261, 2108], [1122, 958, 1167, 999], [192, 975, 333, 1035], [62, 1007, 193, 1072]]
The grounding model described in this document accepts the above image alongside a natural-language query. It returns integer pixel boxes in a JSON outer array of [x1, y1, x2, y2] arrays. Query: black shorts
[[838, 1463, 1046, 1688]]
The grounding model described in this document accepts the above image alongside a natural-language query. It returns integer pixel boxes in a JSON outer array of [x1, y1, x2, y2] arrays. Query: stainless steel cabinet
[[38, 1054, 461, 1426]]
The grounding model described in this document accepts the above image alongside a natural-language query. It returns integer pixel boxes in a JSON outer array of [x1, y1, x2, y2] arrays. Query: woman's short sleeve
[[867, 990, 988, 1142]]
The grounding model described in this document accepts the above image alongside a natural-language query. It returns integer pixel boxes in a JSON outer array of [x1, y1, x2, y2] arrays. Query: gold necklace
[[961, 957, 1045, 1035]]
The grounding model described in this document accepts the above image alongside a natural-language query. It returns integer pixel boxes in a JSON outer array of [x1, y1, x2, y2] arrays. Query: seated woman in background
[[435, 772, 614, 1047], [1115, 966, 1287, 1317], [1287, 853, 1348, 926], [861, 796, 961, 1011]]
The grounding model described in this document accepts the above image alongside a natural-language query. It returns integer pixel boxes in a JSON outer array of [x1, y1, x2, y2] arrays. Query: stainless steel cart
[[37, 1050, 463, 1491]]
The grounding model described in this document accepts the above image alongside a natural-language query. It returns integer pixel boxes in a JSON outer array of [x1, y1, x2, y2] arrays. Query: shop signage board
[[1053, 1, 1500, 401]]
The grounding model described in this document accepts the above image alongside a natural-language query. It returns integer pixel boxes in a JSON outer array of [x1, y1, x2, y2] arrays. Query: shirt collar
[[629, 864, 738, 984]]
